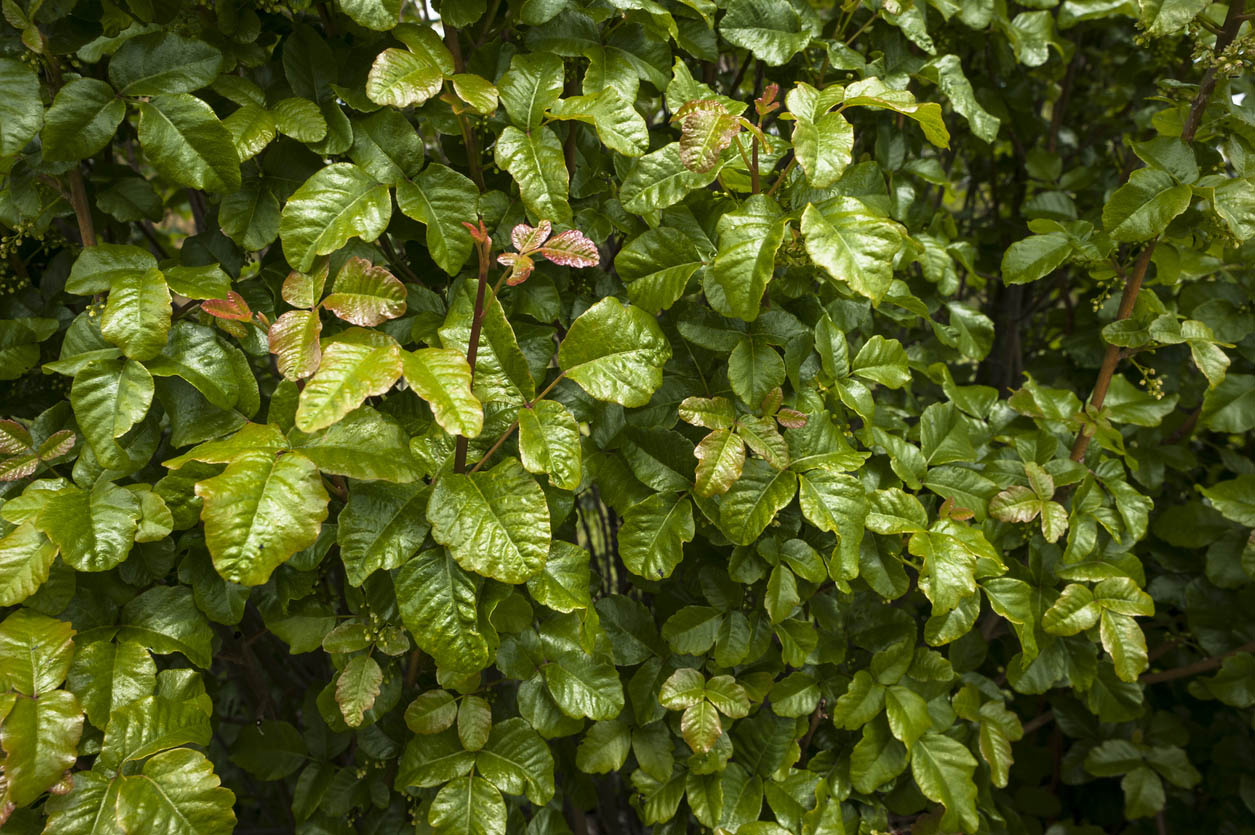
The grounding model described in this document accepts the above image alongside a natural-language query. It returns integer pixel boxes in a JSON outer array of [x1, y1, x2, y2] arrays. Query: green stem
[[532, 371, 567, 405], [465, 372, 566, 475], [468, 420, 519, 475], [733, 135, 754, 181], [765, 155, 796, 197]]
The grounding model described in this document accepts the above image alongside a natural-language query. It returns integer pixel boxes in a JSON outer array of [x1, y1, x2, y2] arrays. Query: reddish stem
[[454, 236, 492, 473]]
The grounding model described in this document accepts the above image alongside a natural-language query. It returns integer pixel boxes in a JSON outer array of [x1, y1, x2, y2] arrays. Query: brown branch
[[564, 123, 579, 180], [1140, 640, 1255, 685], [765, 155, 796, 197], [317, 1, 339, 37], [186, 189, 207, 235], [1070, 242, 1156, 460], [404, 649, 422, 690], [728, 53, 752, 93], [1021, 711, 1055, 735], [42, 47, 101, 251], [1048, 51, 1079, 154], [139, 221, 170, 258], [1165, 405, 1203, 443], [454, 233, 493, 473], [8, 252, 29, 282], [750, 136, 760, 194], [1070, 0, 1244, 461], [379, 235, 421, 285], [798, 699, 826, 766], [473, 0, 504, 48], [1148, 635, 1185, 663], [322, 474, 348, 502], [66, 168, 97, 248], [1181, 0, 1246, 144]]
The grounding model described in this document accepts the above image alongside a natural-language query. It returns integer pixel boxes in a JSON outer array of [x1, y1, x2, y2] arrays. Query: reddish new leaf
[[512, 220, 552, 254], [201, 291, 253, 321], [37, 430, 76, 460], [0, 451, 39, 481], [461, 218, 491, 245], [675, 100, 741, 173], [497, 252, 536, 286], [775, 408, 808, 429], [0, 419, 32, 455], [537, 229, 599, 268]]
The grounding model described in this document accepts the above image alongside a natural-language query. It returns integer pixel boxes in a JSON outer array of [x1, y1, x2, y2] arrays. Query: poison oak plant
[[0, 0, 1254, 832]]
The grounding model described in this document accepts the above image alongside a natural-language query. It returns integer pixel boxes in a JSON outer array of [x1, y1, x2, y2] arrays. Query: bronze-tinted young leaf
[[0, 450, 39, 481], [0, 419, 32, 454], [693, 429, 746, 497], [678, 397, 734, 430], [268, 310, 323, 381], [675, 100, 741, 173], [36, 429, 75, 462], [497, 252, 536, 286], [537, 229, 600, 268], [322, 257, 407, 326], [281, 263, 329, 309], [735, 415, 789, 469]]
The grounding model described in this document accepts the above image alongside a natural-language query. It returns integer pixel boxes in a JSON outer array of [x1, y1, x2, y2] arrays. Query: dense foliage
[[1, 0, 1254, 832]]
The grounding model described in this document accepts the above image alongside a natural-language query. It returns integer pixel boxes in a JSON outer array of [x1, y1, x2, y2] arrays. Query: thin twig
[[765, 155, 796, 197], [1048, 50, 1080, 154], [1140, 640, 1255, 685], [798, 699, 826, 766], [1181, 0, 1247, 144], [379, 235, 421, 284], [465, 372, 568, 474], [1021, 711, 1055, 735], [1165, 405, 1203, 443], [404, 649, 422, 689], [444, 27, 486, 191], [186, 189, 207, 235], [468, 420, 519, 475]]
